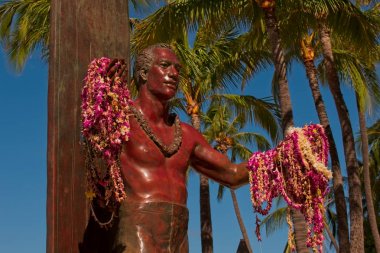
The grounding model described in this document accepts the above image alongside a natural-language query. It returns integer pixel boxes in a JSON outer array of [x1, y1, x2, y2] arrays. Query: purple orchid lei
[[81, 57, 132, 205], [247, 124, 331, 252]]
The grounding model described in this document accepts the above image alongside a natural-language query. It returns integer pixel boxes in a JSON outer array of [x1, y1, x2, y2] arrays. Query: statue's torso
[[120, 117, 195, 205]]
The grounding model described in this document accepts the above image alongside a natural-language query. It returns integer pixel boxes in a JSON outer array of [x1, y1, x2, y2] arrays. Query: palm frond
[[0, 0, 50, 71], [322, 48, 380, 113], [217, 184, 225, 201], [230, 143, 253, 162], [260, 206, 288, 236], [232, 132, 271, 151], [210, 94, 280, 142]]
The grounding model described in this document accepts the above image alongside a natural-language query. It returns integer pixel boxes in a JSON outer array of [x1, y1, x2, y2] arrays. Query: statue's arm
[[189, 128, 249, 189]]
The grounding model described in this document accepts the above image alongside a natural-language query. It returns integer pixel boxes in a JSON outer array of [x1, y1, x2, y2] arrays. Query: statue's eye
[[175, 65, 182, 72]]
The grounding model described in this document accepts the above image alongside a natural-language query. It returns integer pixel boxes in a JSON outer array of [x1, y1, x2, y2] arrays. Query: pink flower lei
[[81, 57, 132, 209], [247, 124, 331, 252]]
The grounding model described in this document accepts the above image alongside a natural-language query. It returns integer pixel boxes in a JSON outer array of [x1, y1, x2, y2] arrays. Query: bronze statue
[[94, 44, 249, 253]]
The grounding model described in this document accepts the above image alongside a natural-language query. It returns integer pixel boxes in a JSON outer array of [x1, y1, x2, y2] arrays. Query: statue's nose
[[168, 66, 179, 80]]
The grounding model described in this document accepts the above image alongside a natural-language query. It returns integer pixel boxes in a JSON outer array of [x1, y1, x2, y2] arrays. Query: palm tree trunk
[[217, 146, 253, 252], [260, 4, 308, 252], [200, 174, 213, 253], [324, 220, 339, 252], [230, 189, 254, 253], [47, 1, 130, 252], [356, 92, 380, 252], [191, 113, 214, 253], [303, 59, 350, 253], [318, 20, 364, 253], [262, 7, 294, 131]]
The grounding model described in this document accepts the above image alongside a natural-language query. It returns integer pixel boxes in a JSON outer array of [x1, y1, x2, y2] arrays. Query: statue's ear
[[140, 70, 147, 81]]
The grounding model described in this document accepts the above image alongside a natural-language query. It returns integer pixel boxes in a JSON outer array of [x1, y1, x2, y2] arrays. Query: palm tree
[[202, 102, 276, 253], [298, 32, 350, 252], [280, 2, 379, 251], [317, 17, 365, 253], [316, 5, 380, 251], [252, 1, 317, 251], [332, 43, 380, 251], [355, 119, 380, 252], [275, 2, 380, 251]]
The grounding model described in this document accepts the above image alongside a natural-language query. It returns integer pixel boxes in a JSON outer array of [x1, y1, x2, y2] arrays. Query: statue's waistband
[[120, 200, 188, 213]]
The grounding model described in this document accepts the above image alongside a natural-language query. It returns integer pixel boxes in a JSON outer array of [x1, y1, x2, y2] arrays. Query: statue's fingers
[[116, 65, 125, 76], [106, 58, 119, 73], [120, 69, 129, 83]]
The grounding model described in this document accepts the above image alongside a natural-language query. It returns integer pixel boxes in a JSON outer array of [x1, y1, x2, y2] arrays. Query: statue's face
[[145, 48, 181, 100]]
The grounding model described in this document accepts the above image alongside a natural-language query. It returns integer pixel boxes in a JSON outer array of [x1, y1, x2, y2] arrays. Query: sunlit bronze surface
[[113, 201, 188, 252], [120, 47, 248, 206], [103, 46, 249, 252]]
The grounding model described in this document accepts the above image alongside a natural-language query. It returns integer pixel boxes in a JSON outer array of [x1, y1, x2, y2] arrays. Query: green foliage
[[208, 94, 280, 142], [0, 0, 162, 71], [331, 48, 380, 112], [0, 0, 50, 71], [260, 204, 288, 237]]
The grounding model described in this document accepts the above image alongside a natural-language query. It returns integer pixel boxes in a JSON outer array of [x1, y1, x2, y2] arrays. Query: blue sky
[[0, 4, 378, 253]]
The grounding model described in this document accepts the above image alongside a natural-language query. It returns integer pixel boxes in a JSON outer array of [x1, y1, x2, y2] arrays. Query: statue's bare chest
[[121, 118, 191, 170]]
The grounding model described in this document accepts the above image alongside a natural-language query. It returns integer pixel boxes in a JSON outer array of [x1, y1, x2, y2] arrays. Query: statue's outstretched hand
[[106, 58, 129, 84]]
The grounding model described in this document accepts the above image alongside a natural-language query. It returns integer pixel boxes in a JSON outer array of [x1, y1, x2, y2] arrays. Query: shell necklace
[[130, 106, 182, 157]]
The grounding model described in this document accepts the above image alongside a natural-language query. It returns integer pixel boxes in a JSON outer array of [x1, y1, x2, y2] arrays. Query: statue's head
[[133, 43, 175, 89]]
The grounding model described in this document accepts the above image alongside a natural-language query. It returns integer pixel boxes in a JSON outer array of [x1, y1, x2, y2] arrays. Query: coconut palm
[[202, 102, 276, 253], [365, 120, 380, 234], [316, 4, 380, 249], [295, 32, 350, 252], [353, 119, 380, 252], [361, 119, 380, 252], [317, 18, 365, 253], [277, 2, 380, 251], [332, 44, 380, 252]]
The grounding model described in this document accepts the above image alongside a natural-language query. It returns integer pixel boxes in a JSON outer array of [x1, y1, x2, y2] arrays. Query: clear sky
[[0, 4, 377, 253]]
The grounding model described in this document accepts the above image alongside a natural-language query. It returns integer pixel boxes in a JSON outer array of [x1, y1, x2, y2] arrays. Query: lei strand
[[247, 124, 331, 252], [81, 58, 132, 223]]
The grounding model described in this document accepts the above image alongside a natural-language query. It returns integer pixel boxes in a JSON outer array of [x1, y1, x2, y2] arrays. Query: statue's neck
[[134, 92, 170, 125]]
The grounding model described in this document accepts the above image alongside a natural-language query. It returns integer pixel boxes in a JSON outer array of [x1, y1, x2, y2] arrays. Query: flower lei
[[81, 57, 132, 227], [247, 124, 331, 252]]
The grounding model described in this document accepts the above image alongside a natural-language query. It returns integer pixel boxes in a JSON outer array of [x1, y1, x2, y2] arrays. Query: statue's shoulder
[[179, 121, 203, 140]]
